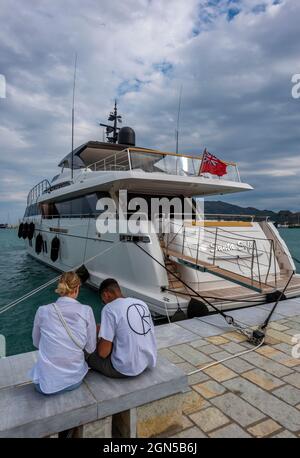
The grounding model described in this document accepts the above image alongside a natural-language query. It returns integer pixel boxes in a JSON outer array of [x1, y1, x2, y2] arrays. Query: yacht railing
[[203, 213, 270, 222], [87, 148, 241, 181], [27, 179, 51, 206], [162, 218, 278, 288]]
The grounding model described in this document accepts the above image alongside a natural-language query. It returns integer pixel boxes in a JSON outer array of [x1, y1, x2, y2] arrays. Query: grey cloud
[[0, 0, 299, 223]]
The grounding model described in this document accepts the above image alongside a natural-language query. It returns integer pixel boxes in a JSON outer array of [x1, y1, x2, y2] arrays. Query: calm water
[[0, 229, 101, 356], [0, 228, 299, 357]]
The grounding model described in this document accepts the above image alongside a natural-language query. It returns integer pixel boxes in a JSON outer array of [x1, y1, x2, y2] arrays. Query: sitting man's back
[[87, 278, 157, 378]]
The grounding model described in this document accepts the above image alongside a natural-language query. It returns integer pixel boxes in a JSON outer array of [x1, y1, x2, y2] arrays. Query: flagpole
[[199, 148, 207, 176]]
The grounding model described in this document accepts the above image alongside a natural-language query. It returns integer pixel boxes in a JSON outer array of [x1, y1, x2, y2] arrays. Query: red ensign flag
[[199, 149, 227, 177]]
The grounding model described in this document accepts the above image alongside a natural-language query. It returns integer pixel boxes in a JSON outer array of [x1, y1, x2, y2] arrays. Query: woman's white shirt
[[30, 296, 96, 394]]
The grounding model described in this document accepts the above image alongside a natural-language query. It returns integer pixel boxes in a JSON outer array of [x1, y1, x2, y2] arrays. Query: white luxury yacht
[[20, 105, 300, 319]]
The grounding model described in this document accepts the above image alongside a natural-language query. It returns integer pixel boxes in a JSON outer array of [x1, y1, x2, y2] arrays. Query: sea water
[[0, 228, 299, 357]]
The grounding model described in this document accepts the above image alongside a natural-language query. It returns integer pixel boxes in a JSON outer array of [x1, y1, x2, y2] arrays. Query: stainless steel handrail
[[27, 179, 51, 206], [86, 148, 241, 181]]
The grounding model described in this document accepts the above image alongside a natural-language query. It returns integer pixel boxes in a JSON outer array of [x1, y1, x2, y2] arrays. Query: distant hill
[[205, 201, 300, 224]]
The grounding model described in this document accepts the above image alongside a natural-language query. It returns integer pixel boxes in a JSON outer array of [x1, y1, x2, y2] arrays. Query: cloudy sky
[[0, 0, 299, 222]]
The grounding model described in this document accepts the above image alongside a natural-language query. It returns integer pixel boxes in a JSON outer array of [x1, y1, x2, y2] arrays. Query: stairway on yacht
[[160, 236, 300, 309]]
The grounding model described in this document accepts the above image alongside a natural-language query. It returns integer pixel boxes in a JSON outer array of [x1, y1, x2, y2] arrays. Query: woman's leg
[[34, 380, 82, 395], [58, 380, 82, 393], [34, 383, 44, 394]]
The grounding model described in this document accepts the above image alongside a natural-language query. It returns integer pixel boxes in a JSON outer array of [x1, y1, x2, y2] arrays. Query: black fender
[[28, 222, 35, 241], [18, 223, 24, 238], [22, 222, 29, 239], [51, 236, 60, 262], [35, 233, 43, 254]]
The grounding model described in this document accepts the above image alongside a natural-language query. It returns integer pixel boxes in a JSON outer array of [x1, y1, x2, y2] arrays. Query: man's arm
[[97, 338, 113, 359], [98, 305, 115, 358]]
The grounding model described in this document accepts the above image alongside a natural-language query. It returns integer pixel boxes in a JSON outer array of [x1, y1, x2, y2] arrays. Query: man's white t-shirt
[[30, 296, 96, 394], [99, 297, 157, 376]]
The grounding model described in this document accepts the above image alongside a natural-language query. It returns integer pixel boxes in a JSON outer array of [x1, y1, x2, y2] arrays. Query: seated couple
[[30, 272, 157, 395]]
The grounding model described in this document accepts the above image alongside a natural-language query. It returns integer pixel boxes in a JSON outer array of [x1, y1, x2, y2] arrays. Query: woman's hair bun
[[55, 271, 81, 296]]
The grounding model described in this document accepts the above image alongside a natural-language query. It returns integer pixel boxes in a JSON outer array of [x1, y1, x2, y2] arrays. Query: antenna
[[71, 53, 78, 181], [99, 100, 122, 143], [175, 84, 183, 155]]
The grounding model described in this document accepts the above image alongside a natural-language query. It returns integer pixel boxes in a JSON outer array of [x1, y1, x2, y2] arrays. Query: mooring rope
[[187, 337, 265, 376], [0, 241, 123, 315]]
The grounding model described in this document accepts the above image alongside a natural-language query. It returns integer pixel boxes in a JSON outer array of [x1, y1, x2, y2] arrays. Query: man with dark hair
[[87, 278, 157, 378]]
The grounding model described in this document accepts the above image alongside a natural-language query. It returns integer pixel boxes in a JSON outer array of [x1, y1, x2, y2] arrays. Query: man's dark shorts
[[87, 351, 129, 378]]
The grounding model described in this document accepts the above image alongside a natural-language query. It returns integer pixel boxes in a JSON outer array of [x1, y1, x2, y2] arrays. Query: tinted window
[[24, 203, 41, 217], [41, 192, 109, 218]]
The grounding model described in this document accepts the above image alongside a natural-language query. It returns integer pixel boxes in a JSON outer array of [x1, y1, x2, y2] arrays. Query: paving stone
[[284, 321, 300, 331], [158, 348, 184, 364], [206, 336, 230, 345], [222, 342, 251, 354], [285, 328, 300, 336], [203, 364, 237, 382], [270, 355, 300, 368], [266, 329, 292, 344], [229, 308, 282, 326], [182, 415, 193, 430], [189, 339, 209, 349], [209, 423, 251, 438], [239, 341, 257, 349], [221, 332, 247, 343], [269, 322, 289, 331], [272, 385, 300, 406], [160, 415, 194, 438], [188, 370, 210, 386], [264, 336, 281, 346], [197, 315, 232, 330], [182, 389, 210, 415], [211, 350, 232, 360], [273, 343, 293, 355], [242, 368, 285, 390], [176, 362, 197, 375], [260, 300, 300, 318], [223, 377, 300, 432], [256, 346, 283, 358], [176, 319, 227, 337], [169, 426, 207, 438], [273, 430, 297, 438], [197, 344, 220, 355], [275, 319, 290, 325], [189, 407, 230, 433], [193, 380, 227, 399], [211, 392, 265, 427], [171, 344, 213, 366], [155, 323, 199, 349], [283, 373, 300, 389], [240, 352, 293, 378], [247, 419, 281, 437], [212, 355, 255, 374]]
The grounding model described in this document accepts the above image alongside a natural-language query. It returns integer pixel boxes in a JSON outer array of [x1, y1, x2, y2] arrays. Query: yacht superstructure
[[20, 106, 300, 319]]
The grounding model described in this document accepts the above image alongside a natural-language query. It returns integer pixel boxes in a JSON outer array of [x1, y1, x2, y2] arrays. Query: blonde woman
[[30, 272, 96, 395]]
